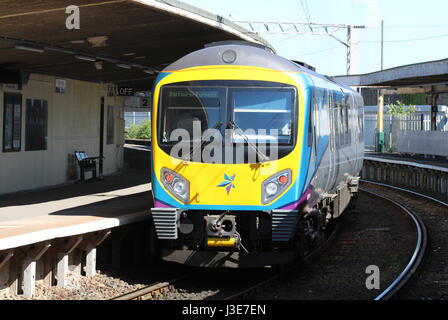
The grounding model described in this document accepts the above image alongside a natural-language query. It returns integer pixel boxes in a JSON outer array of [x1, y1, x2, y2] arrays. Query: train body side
[[301, 74, 364, 215]]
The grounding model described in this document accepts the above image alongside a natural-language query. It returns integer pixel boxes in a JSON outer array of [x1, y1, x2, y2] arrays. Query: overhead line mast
[[234, 21, 366, 75]]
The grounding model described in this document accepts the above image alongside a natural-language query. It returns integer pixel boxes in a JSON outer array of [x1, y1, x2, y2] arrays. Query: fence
[[365, 112, 448, 152], [124, 112, 151, 131]]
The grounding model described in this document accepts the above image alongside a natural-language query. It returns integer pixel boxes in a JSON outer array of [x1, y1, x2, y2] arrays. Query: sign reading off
[[108, 86, 134, 96], [116, 87, 134, 96]]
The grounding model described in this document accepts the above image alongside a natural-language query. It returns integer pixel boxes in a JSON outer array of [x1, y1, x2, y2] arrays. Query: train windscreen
[[157, 81, 297, 163]]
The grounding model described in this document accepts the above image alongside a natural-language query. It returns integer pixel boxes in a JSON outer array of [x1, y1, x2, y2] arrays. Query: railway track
[[361, 179, 448, 300], [112, 181, 433, 300], [111, 277, 183, 300], [360, 184, 427, 300], [110, 223, 342, 301], [221, 221, 341, 301], [220, 186, 427, 300]]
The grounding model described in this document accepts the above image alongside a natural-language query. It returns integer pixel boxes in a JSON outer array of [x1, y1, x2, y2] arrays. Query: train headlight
[[265, 182, 279, 196], [222, 49, 237, 64], [173, 180, 186, 194], [161, 168, 190, 203], [262, 169, 292, 204]]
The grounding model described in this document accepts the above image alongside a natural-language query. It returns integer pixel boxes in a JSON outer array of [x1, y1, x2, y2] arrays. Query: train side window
[[353, 94, 358, 144], [350, 95, 355, 142], [333, 97, 338, 148], [321, 89, 329, 136], [328, 90, 334, 151], [340, 102, 345, 146], [340, 101, 347, 146], [307, 89, 314, 148], [313, 88, 323, 156], [333, 91, 343, 148], [344, 95, 350, 145], [358, 97, 364, 142]]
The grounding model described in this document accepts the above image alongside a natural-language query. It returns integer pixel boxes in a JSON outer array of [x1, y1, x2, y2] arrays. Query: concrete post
[[85, 244, 96, 277], [56, 236, 83, 288], [57, 253, 68, 288], [23, 259, 36, 299], [22, 243, 50, 298], [0, 251, 13, 296], [83, 230, 110, 277]]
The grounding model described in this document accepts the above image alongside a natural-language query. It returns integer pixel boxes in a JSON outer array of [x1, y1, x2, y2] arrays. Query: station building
[[0, 74, 125, 194]]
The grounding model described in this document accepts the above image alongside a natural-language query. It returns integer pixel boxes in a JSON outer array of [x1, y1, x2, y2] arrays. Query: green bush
[[126, 120, 151, 140], [386, 100, 416, 116]]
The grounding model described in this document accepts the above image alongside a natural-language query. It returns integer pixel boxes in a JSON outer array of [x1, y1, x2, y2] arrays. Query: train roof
[[163, 41, 355, 93]]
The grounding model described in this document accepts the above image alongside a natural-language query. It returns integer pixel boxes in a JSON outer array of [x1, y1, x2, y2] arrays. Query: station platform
[[365, 151, 448, 173], [0, 167, 152, 251], [362, 151, 448, 203]]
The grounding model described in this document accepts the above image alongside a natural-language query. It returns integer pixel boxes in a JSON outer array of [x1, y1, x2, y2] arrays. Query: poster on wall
[[25, 99, 48, 151], [107, 105, 114, 145], [3, 104, 13, 151], [2, 93, 22, 152], [56, 79, 66, 93], [13, 104, 21, 149]]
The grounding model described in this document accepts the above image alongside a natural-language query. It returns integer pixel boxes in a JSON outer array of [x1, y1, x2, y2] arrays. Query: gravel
[[1, 270, 147, 300], [0, 263, 225, 300]]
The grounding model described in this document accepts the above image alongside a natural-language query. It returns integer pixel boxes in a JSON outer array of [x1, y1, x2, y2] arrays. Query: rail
[[360, 183, 428, 300]]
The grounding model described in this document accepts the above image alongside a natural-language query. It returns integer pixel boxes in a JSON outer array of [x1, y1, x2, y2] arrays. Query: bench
[[74, 151, 102, 182]]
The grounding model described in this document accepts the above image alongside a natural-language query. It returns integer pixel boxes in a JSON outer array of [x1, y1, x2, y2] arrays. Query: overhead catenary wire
[[360, 32, 448, 43], [300, 0, 312, 23], [288, 45, 342, 59]]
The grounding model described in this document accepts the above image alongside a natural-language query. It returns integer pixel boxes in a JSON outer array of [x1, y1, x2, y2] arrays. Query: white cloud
[[353, 0, 381, 27]]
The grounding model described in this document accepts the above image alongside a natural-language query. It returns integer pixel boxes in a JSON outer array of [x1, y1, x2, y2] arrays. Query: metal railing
[[365, 113, 448, 152]]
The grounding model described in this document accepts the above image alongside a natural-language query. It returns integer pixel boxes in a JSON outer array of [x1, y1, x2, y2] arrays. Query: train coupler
[[204, 213, 241, 248]]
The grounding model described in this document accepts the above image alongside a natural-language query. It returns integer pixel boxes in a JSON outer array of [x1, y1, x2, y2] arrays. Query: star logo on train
[[217, 174, 236, 195]]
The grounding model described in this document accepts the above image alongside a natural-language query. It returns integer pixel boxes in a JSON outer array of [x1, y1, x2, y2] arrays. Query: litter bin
[[376, 132, 385, 153]]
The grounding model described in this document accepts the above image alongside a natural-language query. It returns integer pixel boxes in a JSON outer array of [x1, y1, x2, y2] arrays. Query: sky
[[181, 0, 448, 76]]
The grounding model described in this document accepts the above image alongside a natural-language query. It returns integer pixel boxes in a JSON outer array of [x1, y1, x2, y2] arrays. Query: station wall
[[0, 73, 126, 195]]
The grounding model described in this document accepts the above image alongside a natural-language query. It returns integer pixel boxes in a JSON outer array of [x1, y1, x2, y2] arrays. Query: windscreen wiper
[[228, 120, 269, 163], [183, 121, 223, 161]]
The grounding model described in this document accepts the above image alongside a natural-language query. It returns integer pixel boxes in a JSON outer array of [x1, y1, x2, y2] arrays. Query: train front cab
[[149, 65, 362, 267]]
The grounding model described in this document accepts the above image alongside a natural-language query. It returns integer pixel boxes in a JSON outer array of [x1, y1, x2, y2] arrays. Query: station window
[[2, 93, 22, 152], [25, 99, 48, 151]]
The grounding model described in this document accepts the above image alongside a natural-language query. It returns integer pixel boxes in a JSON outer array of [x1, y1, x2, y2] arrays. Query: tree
[[386, 100, 416, 115], [125, 120, 151, 140]]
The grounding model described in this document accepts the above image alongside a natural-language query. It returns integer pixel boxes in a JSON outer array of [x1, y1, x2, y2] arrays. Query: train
[[150, 41, 364, 267]]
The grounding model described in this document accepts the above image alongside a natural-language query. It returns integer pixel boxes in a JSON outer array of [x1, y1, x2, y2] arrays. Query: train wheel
[[294, 209, 327, 260], [347, 192, 359, 210]]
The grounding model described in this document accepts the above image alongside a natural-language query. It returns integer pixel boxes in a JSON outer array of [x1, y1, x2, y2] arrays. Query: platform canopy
[[0, 0, 271, 91], [333, 58, 448, 94]]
